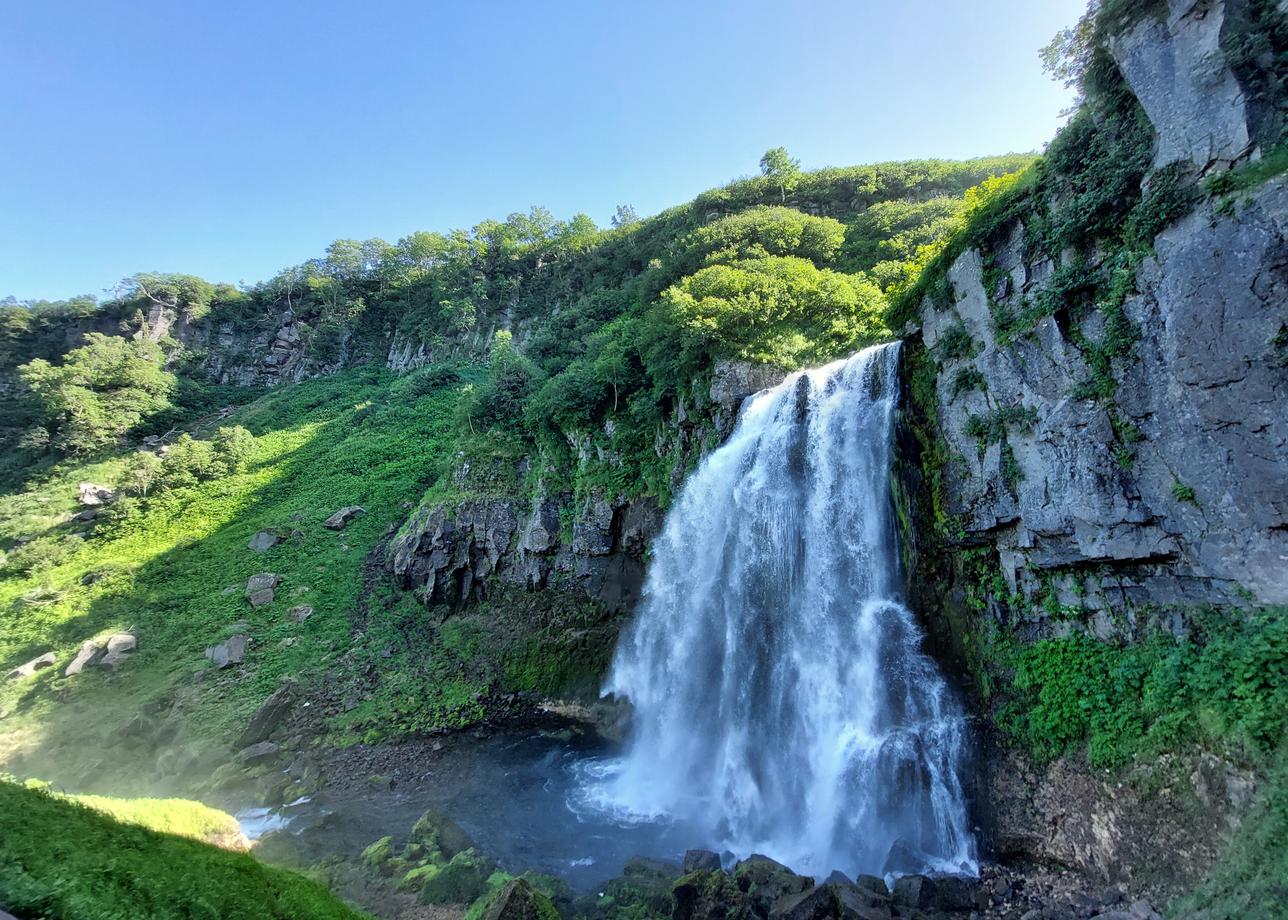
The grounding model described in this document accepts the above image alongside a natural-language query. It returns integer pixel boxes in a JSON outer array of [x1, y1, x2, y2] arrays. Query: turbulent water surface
[[577, 342, 976, 878]]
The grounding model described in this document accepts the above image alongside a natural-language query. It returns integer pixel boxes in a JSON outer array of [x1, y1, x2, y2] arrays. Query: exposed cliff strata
[[386, 360, 782, 617], [917, 178, 1287, 628]]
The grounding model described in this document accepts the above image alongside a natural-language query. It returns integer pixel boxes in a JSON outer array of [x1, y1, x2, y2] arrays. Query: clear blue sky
[[1, 0, 1084, 302]]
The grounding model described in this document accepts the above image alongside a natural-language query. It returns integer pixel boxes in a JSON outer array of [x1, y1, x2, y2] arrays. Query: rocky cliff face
[[385, 360, 784, 618], [899, 0, 1287, 893], [917, 178, 1286, 630]]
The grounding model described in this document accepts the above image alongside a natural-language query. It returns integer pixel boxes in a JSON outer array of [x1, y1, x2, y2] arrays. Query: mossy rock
[[673, 869, 751, 920], [420, 847, 497, 904], [477, 877, 561, 920], [409, 809, 475, 863], [602, 857, 681, 917], [401, 841, 427, 862], [731, 855, 811, 916], [360, 835, 394, 870], [399, 863, 440, 892]]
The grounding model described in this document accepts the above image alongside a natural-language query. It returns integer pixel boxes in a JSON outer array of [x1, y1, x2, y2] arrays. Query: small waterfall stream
[[579, 342, 976, 879]]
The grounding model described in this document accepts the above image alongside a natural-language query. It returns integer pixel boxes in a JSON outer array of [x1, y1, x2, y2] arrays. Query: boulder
[[732, 855, 812, 916], [674, 869, 752, 920], [323, 506, 366, 530], [77, 482, 115, 506], [361, 835, 394, 871], [832, 883, 892, 920], [246, 573, 282, 607], [604, 856, 681, 917], [248, 531, 280, 552], [480, 878, 560, 920], [409, 810, 475, 862], [769, 884, 837, 920], [6, 651, 56, 680], [106, 633, 136, 654], [246, 573, 282, 595], [237, 740, 281, 767], [236, 683, 294, 747], [891, 875, 936, 911], [65, 639, 105, 676], [853, 876, 888, 898], [420, 848, 496, 904], [205, 635, 249, 669], [684, 849, 723, 873], [929, 874, 979, 912], [99, 634, 137, 669], [287, 605, 313, 623]]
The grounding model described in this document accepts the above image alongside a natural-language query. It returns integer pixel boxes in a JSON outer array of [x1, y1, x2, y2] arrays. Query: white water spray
[[580, 343, 976, 878]]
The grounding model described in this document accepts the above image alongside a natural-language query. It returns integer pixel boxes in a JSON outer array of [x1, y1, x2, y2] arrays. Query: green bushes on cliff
[[992, 608, 1288, 769]]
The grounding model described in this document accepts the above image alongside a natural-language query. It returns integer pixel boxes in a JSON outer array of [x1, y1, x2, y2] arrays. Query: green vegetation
[[0, 780, 368, 919], [65, 791, 244, 846], [19, 333, 177, 456], [988, 608, 1288, 769], [0, 366, 473, 784]]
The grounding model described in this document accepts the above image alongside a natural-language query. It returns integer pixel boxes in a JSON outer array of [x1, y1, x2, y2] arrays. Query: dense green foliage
[[19, 333, 177, 455], [989, 609, 1288, 769], [0, 780, 368, 919]]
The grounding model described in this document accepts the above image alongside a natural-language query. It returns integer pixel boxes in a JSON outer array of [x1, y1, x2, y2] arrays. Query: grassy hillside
[[0, 154, 1043, 792], [0, 780, 368, 919]]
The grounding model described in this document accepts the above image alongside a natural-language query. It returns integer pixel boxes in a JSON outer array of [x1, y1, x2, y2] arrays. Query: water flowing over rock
[[588, 343, 975, 879]]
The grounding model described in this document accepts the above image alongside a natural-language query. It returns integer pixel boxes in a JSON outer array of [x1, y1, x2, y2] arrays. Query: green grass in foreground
[[0, 780, 369, 920]]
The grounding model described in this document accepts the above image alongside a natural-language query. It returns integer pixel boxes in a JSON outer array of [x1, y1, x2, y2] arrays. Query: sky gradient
[[2, 0, 1085, 302]]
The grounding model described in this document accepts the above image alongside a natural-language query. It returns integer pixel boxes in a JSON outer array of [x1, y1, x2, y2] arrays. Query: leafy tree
[[459, 331, 544, 431], [759, 147, 802, 203], [611, 205, 640, 229], [654, 256, 887, 369], [124, 451, 164, 496], [18, 333, 176, 454], [212, 425, 256, 473], [118, 273, 217, 323]]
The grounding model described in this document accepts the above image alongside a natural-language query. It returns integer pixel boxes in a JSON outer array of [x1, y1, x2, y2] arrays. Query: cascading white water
[[579, 342, 976, 879]]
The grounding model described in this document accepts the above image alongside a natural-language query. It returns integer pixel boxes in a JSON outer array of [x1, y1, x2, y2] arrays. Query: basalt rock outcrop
[[914, 178, 1287, 631], [386, 360, 782, 615], [897, 0, 1288, 896]]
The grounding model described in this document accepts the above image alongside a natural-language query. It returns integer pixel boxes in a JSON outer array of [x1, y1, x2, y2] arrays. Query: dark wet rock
[[324, 505, 366, 530], [853, 876, 888, 898], [892, 875, 937, 911], [237, 683, 295, 747], [420, 847, 496, 904], [6, 651, 56, 680], [769, 884, 838, 920], [928, 874, 979, 912], [684, 849, 723, 873], [732, 855, 812, 916], [832, 883, 892, 920], [603, 856, 683, 917], [880, 838, 929, 877]]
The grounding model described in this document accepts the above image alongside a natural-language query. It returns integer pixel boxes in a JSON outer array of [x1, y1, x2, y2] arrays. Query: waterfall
[[579, 342, 976, 879]]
